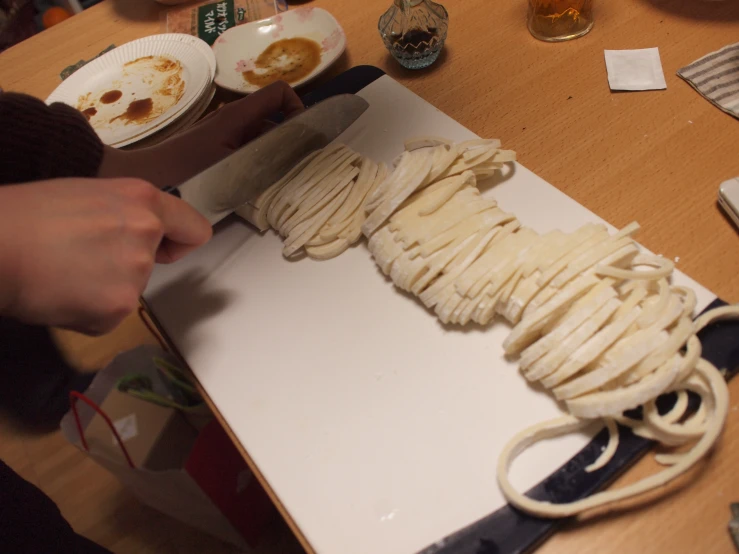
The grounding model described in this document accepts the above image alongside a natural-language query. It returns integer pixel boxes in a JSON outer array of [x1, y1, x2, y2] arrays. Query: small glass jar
[[528, 0, 594, 42], [379, 0, 449, 70]]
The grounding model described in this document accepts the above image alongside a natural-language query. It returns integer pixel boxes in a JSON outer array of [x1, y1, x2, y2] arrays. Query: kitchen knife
[[172, 94, 369, 225]]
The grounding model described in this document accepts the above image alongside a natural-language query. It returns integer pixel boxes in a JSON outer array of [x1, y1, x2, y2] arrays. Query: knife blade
[[174, 94, 369, 225]]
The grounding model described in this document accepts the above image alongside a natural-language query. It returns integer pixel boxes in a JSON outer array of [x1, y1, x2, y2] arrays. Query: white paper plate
[[109, 53, 216, 150], [133, 33, 217, 78], [121, 84, 217, 150], [213, 7, 346, 94], [80, 34, 216, 148], [47, 34, 215, 146], [108, 79, 210, 148]]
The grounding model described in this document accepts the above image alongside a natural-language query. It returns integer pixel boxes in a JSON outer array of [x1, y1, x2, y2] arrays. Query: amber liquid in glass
[[528, 0, 594, 42]]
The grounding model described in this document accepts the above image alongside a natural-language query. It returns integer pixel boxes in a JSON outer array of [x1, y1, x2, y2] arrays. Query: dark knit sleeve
[[0, 92, 104, 186]]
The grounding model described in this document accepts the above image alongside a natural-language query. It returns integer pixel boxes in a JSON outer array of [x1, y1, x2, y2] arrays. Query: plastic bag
[[160, 0, 288, 45]]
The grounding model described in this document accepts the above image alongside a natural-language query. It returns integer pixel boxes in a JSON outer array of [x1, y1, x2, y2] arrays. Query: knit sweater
[[0, 92, 103, 186]]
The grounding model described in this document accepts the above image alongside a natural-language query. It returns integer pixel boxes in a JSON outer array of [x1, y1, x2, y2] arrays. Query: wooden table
[[2, 1, 739, 553]]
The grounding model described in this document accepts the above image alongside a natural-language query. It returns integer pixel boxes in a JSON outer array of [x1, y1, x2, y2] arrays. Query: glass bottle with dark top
[[379, 0, 449, 70]]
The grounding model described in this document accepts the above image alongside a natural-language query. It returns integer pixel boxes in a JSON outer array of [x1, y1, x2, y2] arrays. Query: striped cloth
[[678, 43, 739, 119]]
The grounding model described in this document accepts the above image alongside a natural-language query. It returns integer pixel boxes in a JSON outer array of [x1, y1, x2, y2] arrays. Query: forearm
[[0, 93, 103, 185], [98, 81, 304, 189], [0, 246, 20, 318], [0, 188, 22, 317], [97, 145, 190, 190], [98, 123, 227, 189]]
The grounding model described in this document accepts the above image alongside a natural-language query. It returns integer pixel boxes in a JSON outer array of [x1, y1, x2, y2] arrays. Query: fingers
[[219, 81, 304, 144], [155, 237, 202, 264], [254, 80, 304, 118], [0, 177, 213, 335], [116, 179, 211, 264], [155, 189, 213, 263]]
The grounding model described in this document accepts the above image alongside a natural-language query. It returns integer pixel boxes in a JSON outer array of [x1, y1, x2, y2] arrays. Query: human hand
[[0, 178, 212, 335], [187, 79, 304, 151], [100, 81, 304, 189]]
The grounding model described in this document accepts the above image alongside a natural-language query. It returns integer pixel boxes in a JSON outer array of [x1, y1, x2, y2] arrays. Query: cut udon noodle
[[234, 137, 736, 518]]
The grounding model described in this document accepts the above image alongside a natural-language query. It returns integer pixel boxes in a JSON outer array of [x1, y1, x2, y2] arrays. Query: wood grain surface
[[1, 1, 738, 553]]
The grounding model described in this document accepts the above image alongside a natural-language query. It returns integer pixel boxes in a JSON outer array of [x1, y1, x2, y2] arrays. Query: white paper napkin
[[604, 48, 667, 91]]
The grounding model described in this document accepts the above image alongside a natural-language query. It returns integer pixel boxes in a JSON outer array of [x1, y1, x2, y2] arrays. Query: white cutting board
[[144, 75, 715, 554]]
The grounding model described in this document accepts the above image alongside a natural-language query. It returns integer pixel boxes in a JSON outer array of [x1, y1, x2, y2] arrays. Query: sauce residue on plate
[[125, 55, 179, 74], [110, 98, 153, 124], [243, 37, 321, 88], [81, 107, 97, 120], [76, 55, 185, 129], [158, 74, 186, 99], [100, 90, 123, 104]]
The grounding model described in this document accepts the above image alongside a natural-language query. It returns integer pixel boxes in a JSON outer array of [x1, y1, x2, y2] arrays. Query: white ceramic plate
[[213, 7, 346, 94], [47, 34, 215, 146]]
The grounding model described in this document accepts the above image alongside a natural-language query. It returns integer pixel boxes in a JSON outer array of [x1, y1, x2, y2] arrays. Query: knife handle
[[162, 185, 180, 198]]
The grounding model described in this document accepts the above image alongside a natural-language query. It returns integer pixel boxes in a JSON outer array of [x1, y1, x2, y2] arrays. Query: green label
[[197, 0, 236, 46]]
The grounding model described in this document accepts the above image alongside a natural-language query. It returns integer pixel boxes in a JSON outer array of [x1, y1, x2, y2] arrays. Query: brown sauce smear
[[155, 57, 179, 73], [100, 90, 123, 104], [125, 55, 153, 66], [110, 98, 153, 124], [81, 107, 97, 120], [243, 37, 321, 88], [79, 56, 183, 128], [124, 55, 180, 74], [158, 74, 186, 100]]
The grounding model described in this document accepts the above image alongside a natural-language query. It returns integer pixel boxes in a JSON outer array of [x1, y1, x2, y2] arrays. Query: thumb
[[155, 190, 213, 263]]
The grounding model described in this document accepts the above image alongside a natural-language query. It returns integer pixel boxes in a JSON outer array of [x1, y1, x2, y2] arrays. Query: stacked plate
[[47, 34, 216, 148]]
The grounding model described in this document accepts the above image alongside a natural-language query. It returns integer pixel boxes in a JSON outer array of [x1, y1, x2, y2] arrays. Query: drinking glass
[[528, 0, 594, 42]]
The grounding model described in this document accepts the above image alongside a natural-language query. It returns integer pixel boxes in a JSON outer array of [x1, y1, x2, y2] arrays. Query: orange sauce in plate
[[81, 107, 97, 120], [110, 98, 154, 124], [243, 37, 321, 88], [100, 90, 123, 104]]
